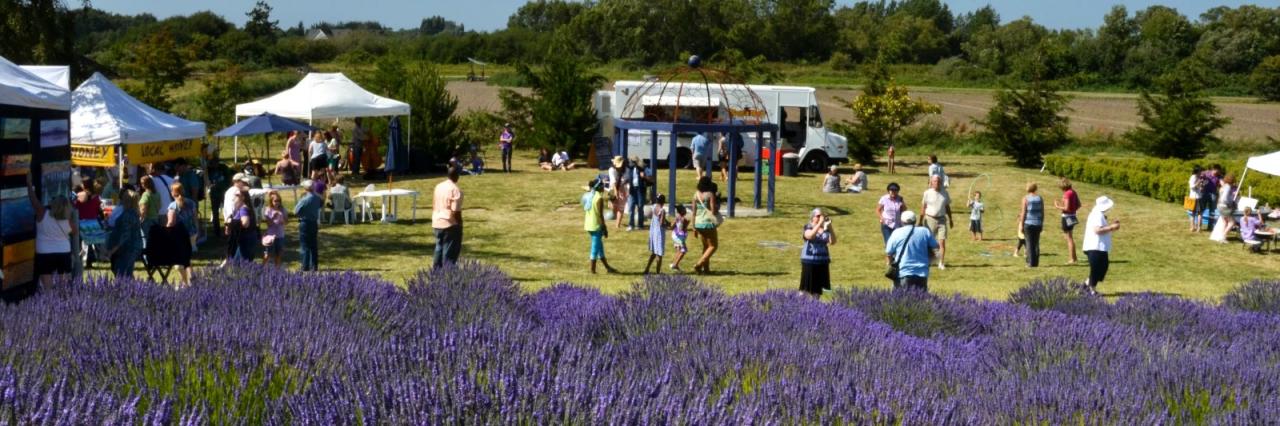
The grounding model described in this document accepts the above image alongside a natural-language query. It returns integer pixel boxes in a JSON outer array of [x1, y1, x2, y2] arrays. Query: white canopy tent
[[233, 72, 411, 167], [71, 73, 207, 147], [1240, 150, 1280, 202], [20, 65, 70, 91], [0, 56, 69, 110]]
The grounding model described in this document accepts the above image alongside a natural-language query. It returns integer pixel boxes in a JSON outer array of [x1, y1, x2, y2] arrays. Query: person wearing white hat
[[1082, 195, 1119, 295], [885, 210, 939, 291]]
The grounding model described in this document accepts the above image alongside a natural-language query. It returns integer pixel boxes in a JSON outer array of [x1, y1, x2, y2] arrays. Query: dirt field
[[818, 88, 1280, 141], [448, 81, 1280, 141]]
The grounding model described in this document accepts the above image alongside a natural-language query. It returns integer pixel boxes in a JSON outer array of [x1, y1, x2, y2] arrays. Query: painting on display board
[[2, 154, 31, 176], [1, 240, 34, 290], [0, 193, 34, 241], [1, 118, 31, 140], [39, 120, 69, 148], [40, 160, 71, 206]]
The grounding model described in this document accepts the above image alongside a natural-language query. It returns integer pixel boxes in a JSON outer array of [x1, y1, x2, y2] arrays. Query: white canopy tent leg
[[407, 114, 412, 172], [233, 116, 240, 164], [1239, 168, 1249, 198]]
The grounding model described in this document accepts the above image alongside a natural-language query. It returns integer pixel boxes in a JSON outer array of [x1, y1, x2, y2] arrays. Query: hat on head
[[887, 182, 901, 192], [611, 156, 625, 168], [829, 165, 839, 172], [900, 210, 917, 224], [232, 173, 247, 183], [1094, 196, 1114, 212]]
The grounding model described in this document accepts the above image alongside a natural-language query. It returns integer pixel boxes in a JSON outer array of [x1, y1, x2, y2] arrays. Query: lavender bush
[[0, 262, 1278, 424], [1222, 279, 1280, 315]]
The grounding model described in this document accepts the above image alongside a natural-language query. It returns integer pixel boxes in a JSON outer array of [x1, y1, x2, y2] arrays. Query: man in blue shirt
[[885, 211, 939, 291], [294, 180, 326, 271], [691, 133, 710, 178]]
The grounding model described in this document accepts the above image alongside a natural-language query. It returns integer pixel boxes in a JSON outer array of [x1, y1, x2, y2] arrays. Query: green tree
[[977, 83, 1072, 167], [0, 0, 76, 67], [124, 28, 191, 109], [378, 60, 461, 170], [500, 52, 603, 156], [831, 66, 941, 164], [190, 65, 248, 131], [244, 1, 278, 41], [1251, 55, 1280, 101], [1125, 75, 1230, 160]]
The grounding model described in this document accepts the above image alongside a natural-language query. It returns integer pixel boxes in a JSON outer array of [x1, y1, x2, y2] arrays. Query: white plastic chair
[[328, 192, 354, 224], [359, 184, 377, 222]]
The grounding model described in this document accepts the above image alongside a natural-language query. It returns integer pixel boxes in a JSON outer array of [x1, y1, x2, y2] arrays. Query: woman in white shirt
[[28, 175, 78, 286], [1210, 175, 1237, 243], [1082, 196, 1120, 295]]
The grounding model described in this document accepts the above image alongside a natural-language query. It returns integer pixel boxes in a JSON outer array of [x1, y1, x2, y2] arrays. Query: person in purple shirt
[[875, 182, 907, 243]]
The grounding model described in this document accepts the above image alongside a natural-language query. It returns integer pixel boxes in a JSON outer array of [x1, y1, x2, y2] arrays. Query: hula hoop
[[965, 174, 1004, 233]]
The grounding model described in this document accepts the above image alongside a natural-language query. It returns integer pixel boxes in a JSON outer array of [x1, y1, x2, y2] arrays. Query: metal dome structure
[[611, 56, 780, 217]]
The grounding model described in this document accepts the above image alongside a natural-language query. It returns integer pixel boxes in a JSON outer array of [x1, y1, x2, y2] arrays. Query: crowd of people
[[812, 155, 1125, 296]]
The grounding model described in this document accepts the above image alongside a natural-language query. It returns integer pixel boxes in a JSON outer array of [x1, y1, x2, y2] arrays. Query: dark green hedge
[[1043, 155, 1280, 207]]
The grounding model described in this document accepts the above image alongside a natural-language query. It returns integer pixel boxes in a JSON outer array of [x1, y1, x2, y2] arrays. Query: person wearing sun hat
[[1082, 195, 1119, 295]]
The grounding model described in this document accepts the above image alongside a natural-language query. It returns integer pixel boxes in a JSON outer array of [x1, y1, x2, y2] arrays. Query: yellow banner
[[71, 140, 201, 167], [70, 144, 116, 167], [125, 139, 201, 165]]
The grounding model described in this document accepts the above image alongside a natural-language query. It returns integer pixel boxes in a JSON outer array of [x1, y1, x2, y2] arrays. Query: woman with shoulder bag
[[691, 176, 720, 274]]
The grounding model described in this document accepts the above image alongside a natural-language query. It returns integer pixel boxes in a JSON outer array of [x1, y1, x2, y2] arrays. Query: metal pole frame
[[768, 131, 777, 213], [727, 132, 739, 217], [668, 131, 678, 215], [754, 130, 763, 209], [649, 130, 658, 200]]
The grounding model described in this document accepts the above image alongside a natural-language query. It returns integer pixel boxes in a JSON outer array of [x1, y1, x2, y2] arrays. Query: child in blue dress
[[643, 195, 668, 274]]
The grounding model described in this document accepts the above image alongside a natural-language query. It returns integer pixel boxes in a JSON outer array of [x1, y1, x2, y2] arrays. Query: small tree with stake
[[831, 64, 940, 164], [1125, 72, 1230, 160], [977, 82, 1072, 168]]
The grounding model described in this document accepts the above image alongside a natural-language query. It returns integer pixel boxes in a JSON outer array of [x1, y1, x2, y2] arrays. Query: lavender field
[[1, 262, 1279, 424]]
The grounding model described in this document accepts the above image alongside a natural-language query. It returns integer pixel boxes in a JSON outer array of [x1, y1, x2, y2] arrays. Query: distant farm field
[[445, 81, 1280, 142]]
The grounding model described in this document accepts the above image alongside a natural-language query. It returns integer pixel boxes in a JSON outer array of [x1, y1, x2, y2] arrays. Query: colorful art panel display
[[40, 160, 70, 206], [1, 118, 30, 140], [39, 120, 68, 148], [0, 197, 34, 241], [1, 260, 33, 290], [2, 154, 31, 176]]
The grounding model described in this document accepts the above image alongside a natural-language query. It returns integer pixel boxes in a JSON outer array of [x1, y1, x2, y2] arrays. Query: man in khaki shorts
[[921, 175, 953, 269]]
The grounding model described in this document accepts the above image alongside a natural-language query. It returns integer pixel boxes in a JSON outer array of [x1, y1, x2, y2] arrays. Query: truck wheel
[[801, 151, 828, 172], [673, 148, 692, 169]]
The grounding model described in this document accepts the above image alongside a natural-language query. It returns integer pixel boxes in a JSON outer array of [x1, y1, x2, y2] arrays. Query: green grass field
[[195, 151, 1279, 302]]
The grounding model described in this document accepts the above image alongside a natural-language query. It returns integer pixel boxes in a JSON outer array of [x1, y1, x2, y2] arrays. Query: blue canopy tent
[[214, 113, 317, 163]]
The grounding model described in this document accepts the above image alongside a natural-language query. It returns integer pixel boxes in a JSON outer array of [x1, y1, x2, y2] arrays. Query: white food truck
[[596, 81, 848, 171]]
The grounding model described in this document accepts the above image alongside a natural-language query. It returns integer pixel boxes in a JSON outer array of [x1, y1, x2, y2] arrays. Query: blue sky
[[87, 0, 1262, 32]]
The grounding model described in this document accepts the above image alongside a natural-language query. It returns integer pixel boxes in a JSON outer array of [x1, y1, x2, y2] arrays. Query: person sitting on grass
[[539, 148, 553, 171], [470, 151, 485, 175], [844, 163, 868, 193], [552, 150, 576, 170], [822, 166, 842, 193]]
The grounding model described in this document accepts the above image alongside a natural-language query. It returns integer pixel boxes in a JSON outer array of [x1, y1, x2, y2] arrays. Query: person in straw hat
[[608, 156, 628, 229]]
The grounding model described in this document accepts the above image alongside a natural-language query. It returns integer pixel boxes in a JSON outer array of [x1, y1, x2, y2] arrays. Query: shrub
[[1043, 155, 1280, 207], [831, 66, 941, 164], [1009, 278, 1107, 315], [1249, 55, 1280, 102], [832, 287, 979, 338], [1124, 76, 1230, 160], [1222, 280, 1280, 315], [977, 83, 1072, 167]]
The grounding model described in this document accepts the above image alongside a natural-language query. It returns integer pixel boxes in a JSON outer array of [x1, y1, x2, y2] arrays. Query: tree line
[[4, 1, 1279, 97]]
